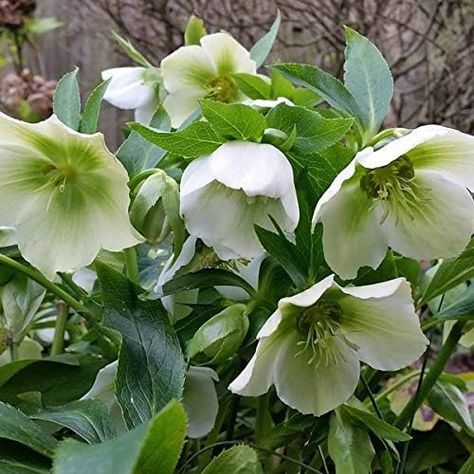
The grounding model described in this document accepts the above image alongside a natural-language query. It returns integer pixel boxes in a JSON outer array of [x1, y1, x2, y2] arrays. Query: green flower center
[[296, 300, 357, 367], [359, 155, 426, 222], [205, 75, 239, 103], [41, 162, 78, 192]]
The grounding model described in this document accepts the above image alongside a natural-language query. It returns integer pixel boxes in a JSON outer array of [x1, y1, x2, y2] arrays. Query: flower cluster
[[0, 15, 472, 473]]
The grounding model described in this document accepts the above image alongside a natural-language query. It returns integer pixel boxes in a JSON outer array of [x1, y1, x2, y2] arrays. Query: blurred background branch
[[3, 0, 474, 144]]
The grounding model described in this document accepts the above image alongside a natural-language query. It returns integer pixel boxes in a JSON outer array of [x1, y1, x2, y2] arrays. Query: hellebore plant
[[0, 15, 473, 474]]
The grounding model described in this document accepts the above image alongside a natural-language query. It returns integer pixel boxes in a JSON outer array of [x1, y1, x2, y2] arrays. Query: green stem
[[123, 247, 140, 284], [0, 254, 86, 314], [372, 370, 422, 404], [128, 169, 157, 191], [9, 343, 18, 361], [394, 321, 466, 429], [51, 303, 69, 355]]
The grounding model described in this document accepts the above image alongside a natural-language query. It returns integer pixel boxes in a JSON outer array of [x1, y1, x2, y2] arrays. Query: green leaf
[[112, 32, 151, 67], [350, 251, 397, 286], [271, 63, 359, 119], [162, 268, 256, 297], [96, 262, 185, 429], [79, 79, 111, 134], [343, 27, 393, 141], [427, 381, 474, 434], [232, 73, 271, 99], [422, 239, 474, 303], [32, 400, 116, 444], [343, 405, 411, 442], [202, 445, 264, 474], [290, 143, 354, 201], [0, 354, 104, 407], [2, 273, 45, 341], [53, 400, 187, 474], [0, 459, 50, 473], [130, 120, 223, 158], [53, 68, 81, 130], [459, 454, 474, 474], [200, 99, 266, 141], [116, 107, 170, 176], [404, 422, 464, 474], [435, 286, 474, 321], [328, 409, 375, 474], [266, 103, 353, 154], [184, 15, 207, 45], [0, 402, 58, 458], [255, 222, 306, 287], [250, 12, 281, 68]]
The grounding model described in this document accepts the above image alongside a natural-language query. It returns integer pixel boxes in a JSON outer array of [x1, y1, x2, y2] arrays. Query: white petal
[[180, 155, 215, 198], [244, 97, 294, 110], [155, 236, 198, 319], [0, 226, 16, 247], [81, 360, 117, 407], [163, 91, 203, 129], [407, 125, 474, 190], [183, 366, 219, 438], [315, 178, 388, 280], [134, 97, 159, 125], [384, 170, 474, 261], [216, 253, 265, 300], [209, 141, 299, 229], [201, 33, 256, 75], [339, 278, 429, 371], [360, 125, 474, 191], [102, 67, 155, 109], [312, 156, 359, 225], [228, 325, 292, 398], [273, 332, 360, 415], [160, 45, 215, 93], [181, 183, 262, 260], [278, 274, 335, 310], [72, 267, 97, 294]]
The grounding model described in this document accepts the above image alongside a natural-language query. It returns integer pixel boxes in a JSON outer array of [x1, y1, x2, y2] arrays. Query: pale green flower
[[313, 125, 474, 280], [0, 113, 141, 278], [160, 32, 256, 127], [229, 275, 428, 416]]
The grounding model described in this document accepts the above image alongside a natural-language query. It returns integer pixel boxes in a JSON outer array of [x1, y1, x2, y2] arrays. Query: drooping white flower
[[313, 125, 474, 280], [0, 113, 141, 278], [180, 141, 299, 261], [229, 275, 428, 416], [243, 97, 294, 110], [160, 32, 256, 127], [101, 67, 162, 124], [83, 361, 219, 438]]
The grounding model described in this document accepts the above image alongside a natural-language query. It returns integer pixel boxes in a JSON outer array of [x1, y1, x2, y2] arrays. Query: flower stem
[[394, 320, 466, 429], [128, 169, 157, 191], [51, 303, 69, 355], [372, 370, 422, 404], [0, 254, 86, 314], [9, 343, 18, 361], [123, 247, 140, 284]]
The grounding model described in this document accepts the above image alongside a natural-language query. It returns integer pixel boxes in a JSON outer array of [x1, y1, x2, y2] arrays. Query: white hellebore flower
[[229, 275, 428, 416], [161, 32, 256, 128], [313, 125, 474, 280], [180, 141, 299, 261], [101, 67, 161, 124], [0, 113, 141, 278]]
